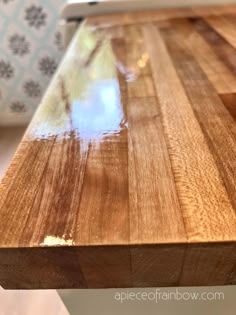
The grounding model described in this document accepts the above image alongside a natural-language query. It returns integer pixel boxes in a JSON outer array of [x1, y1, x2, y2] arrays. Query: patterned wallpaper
[[0, 0, 65, 125]]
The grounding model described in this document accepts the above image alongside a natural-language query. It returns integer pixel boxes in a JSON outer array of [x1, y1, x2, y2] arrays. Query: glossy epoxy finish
[[0, 6, 236, 289]]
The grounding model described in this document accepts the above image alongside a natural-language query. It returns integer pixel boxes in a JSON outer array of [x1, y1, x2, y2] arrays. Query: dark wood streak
[[219, 93, 236, 121], [83, 35, 105, 68], [111, 38, 128, 120], [60, 76, 73, 128], [60, 77, 71, 114]]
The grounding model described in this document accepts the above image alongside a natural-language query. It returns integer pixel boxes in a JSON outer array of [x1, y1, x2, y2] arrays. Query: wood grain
[[190, 17, 236, 75], [87, 5, 236, 27], [128, 97, 186, 244], [164, 19, 236, 94], [205, 15, 236, 50], [120, 25, 186, 244], [160, 21, 236, 225], [143, 23, 236, 241], [0, 6, 236, 289]]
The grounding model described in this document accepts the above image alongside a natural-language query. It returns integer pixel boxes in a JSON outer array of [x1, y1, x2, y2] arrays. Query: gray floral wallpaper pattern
[[0, 0, 65, 125], [0, 61, 14, 79], [39, 56, 58, 76], [9, 34, 30, 56], [25, 5, 48, 29]]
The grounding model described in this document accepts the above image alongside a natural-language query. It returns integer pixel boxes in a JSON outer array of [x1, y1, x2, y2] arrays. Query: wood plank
[[193, 5, 236, 16], [78, 246, 131, 288], [0, 247, 86, 289], [143, 23, 236, 242], [180, 243, 236, 286], [123, 25, 186, 243], [164, 19, 236, 94], [225, 13, 236, 30], [87, 7, 194, 27], [0, 137, 57, 247], [87, 5, 236, 28], [131, 245, 186, 287], [74, 34, 129, 246], [206, 15, 236, 50], [112, 29, 187, 286], [20, 136, 89, 247], [76, 137, 129, 245], [161, 23, 236, 221], [127, 97, 186, 243], [190, 17, 236, 75]]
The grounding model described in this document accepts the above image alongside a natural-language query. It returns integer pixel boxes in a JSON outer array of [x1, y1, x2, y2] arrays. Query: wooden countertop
[[0, 5, 236, 289]]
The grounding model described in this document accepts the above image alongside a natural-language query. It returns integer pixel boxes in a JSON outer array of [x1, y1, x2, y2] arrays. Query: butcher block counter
[[0, 5, 236, 289]]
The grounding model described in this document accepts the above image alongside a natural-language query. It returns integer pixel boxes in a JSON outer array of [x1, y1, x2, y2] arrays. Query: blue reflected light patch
[[71, 79, 126, 140]]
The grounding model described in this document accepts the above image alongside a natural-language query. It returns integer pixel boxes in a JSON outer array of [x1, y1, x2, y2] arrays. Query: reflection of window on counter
[[28, 24, 127, 141], [71, 79, 127, 140]]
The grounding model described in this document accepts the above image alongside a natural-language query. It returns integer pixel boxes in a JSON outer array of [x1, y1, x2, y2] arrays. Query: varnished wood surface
[[0, 6, 236, 289]]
